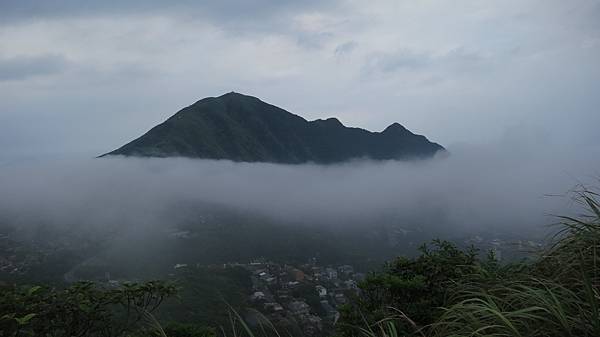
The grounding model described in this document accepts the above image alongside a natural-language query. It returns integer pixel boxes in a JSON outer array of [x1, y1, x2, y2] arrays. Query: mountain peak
[[383, 122, 409, 134], [313, 117, 344, 127], [189, 92, 259, 106], [220, 91, 250, 99], [102, 94, 444, 163]]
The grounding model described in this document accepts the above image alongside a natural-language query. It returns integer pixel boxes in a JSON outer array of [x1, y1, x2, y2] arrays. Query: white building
[[325, 267, 338, 280], [315, 285, 327, 297]]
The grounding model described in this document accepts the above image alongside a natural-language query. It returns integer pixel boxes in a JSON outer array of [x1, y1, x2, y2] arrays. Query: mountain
[[102, 92, 444, 163]]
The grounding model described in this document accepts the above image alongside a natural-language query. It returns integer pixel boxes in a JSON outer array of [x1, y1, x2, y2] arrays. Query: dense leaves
[[338, 240, 478, 335], [0, 280, 177, 337]]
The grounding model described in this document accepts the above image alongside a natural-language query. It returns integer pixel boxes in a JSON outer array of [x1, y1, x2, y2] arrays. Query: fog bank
[[1, 139, 599, 240]]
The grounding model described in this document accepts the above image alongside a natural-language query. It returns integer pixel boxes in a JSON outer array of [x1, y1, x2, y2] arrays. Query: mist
[[2, 137, 599, 242]]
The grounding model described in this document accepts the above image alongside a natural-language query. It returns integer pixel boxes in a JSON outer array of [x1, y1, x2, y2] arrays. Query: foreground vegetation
[[0, 280, 179, 336], [339, 188, 600, 337], [2, 189, 599, 337]]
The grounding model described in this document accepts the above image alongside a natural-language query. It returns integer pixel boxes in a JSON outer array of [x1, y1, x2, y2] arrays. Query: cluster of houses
[[463, 235, 543, 261], [236, 259, 366, 336]]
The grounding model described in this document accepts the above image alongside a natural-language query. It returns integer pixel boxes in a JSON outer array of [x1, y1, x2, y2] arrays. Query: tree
[[338, 240, 478, 336]]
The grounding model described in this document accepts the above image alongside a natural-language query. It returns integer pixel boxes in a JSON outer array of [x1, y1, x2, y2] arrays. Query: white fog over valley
[[2, 137, 599, 237]]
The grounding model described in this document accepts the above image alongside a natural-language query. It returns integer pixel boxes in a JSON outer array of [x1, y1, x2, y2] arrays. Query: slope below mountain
[[102, 92, 444, 163]]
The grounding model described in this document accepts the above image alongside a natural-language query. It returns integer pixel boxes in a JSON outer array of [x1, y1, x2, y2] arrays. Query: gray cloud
[[362, 47, 489, 77], [364, 49, 431, 73], [0, 54, 69, 81], [334, 41, 358, 57], [0, 0, 337, 31]]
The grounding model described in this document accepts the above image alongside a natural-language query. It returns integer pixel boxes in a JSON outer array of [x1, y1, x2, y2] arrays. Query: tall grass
[[142, 306, 284, 337], [428, 188, 600, 337]]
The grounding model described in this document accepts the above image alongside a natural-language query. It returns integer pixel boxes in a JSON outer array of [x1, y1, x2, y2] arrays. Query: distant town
[[169, 258, 365, 336]]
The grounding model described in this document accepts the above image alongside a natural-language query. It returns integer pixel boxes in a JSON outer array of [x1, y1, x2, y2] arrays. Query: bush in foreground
[[339, 189, 600, 337], [0, 280, 177, 337]]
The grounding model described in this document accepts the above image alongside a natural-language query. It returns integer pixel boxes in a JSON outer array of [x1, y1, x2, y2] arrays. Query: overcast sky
[[1, 0, 599, 159]]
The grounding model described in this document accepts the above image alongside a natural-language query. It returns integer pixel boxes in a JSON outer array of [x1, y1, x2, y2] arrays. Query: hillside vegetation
[[338, 188, 600, 337], [1, 188, 598, 337]]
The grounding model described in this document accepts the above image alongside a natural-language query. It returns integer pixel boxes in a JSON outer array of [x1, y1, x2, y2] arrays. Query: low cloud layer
[[2, 139, 599, 241]]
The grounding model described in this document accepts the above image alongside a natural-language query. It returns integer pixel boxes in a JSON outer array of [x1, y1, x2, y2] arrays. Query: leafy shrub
[[0, 280, 177, 337], [338, 240, 478, 335]]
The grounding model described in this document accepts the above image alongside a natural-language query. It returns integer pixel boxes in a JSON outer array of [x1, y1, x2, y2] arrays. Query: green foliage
[[338, 239, 478, 335], [0, 280, 177, 337], [340, 188, 600, 337]]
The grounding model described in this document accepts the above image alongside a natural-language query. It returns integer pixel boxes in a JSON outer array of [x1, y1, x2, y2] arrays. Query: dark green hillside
[[102, 92, 444, 163]]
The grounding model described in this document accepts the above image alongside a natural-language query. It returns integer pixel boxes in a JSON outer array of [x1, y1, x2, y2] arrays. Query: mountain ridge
[[102, 92, 445, 163]]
